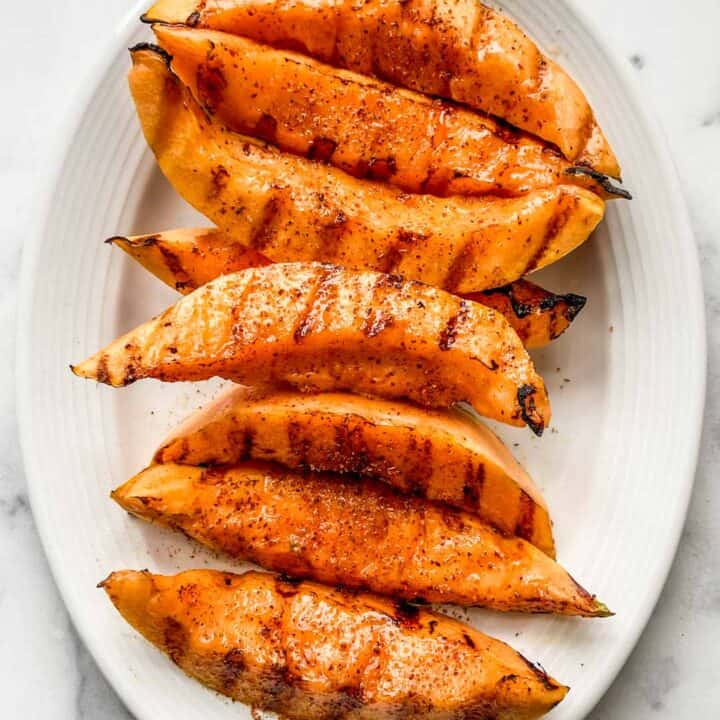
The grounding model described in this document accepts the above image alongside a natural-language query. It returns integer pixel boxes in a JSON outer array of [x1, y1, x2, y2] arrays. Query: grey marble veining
[[2, 0, 719, 717]]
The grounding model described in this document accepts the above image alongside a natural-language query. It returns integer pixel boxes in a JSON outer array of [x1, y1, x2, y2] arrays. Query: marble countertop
[[2, 1, 718, 717]]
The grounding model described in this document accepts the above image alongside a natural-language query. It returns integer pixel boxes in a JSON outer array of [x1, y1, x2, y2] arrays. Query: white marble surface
[[1, 0, 718, 717]]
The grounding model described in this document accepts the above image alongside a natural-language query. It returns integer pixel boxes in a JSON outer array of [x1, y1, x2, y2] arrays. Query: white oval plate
[[18, 1, 705, 719]]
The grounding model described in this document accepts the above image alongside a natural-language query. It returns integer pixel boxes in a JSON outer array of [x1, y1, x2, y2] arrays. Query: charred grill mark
[[163, 617, 189, 665], [462, 461, 484, 508], [287, 421, 312, 467], [463, 633, 477, 649], [523, 236, 552, 278], [382, 229, 427, 274], [438, 300, 470, 350], [293, 310, 315, 343], [333, 423, 371, 474], [293, 268, 336, 342], [523, 200, 574, 275], [254, 113, 279, 144], [515, 491, 536, 542], [157, 244, 191, 290], [250, 193, 283, 250], [317, 210, 349, 262], [227, 428, 255, 461], [308, 137, 338, 163], [363, 311, 394, 338], [405, 435, 434, 492], [196, 62, 227, 114], [443, 239, 474, 293], [517, 385, 544, 436], [565, 166, 632, 199], [209, 164, 230, 200]]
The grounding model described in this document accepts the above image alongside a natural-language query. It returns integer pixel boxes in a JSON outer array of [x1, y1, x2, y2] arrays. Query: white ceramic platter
[[18, 1, 706, 718]]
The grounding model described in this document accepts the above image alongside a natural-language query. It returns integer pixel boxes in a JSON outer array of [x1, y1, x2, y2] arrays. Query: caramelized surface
[[72, 263, 551, 432], [127, 48, 605, 294], [144, 0, 620, 176], [102, 569, 569, 719], [155, 385, 556, 555], [154, 25, 622, 199], [111, 228, 587, 349], [112, 464, 608, 615]]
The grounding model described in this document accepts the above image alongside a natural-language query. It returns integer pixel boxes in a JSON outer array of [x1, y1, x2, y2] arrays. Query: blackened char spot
[[129, 43, 172, 67], [105, 234, 157, 247], [560, 293, 587, 322], [463, 633, 476, 649], [393, 601, 422, 629], [278, 574, 303, 586], [487, 285, 534, 319], [517, 385, 544, 436], [308, 137, 337, 163], [186, 11, 201, 27], [565, 166, 632, 199], [276, 574, 303, 598], [438, 300, 470, 350], [537, 295, 562, 312], [517, 653, 562, 691]]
